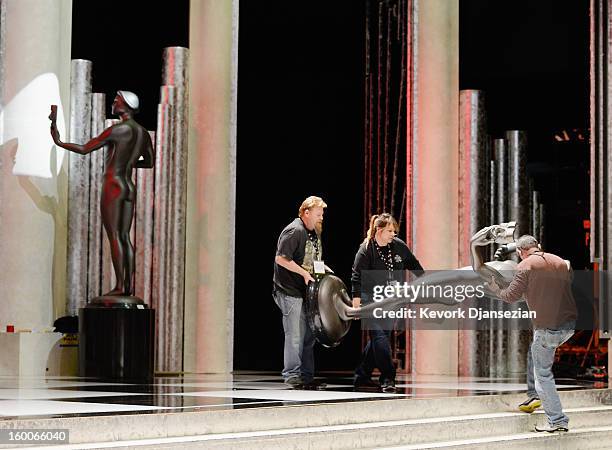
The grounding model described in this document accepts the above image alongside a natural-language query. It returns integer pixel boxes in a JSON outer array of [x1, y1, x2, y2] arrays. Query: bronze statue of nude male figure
[[49, 91, 154, 305]]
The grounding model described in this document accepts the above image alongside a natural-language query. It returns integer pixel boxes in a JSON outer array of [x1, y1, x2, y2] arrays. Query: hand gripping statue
[[49, 91, 154, 305]]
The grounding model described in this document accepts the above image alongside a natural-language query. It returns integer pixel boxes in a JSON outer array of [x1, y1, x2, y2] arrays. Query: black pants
[[355, 322, 396, 382]]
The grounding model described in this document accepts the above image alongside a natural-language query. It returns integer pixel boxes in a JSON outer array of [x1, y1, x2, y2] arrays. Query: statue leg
[[119, 199, 135, 295], [101, 192, 125, 296]]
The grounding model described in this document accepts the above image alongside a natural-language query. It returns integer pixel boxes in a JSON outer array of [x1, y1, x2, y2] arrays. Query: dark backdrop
[[234, 1, 366, 371]]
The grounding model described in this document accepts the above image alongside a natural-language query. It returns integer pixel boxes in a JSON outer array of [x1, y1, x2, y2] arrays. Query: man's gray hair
[[516, 234, 539, 250]]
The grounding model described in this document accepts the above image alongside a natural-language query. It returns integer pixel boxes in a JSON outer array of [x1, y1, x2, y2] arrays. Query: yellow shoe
[[519, 397, 542, 413]]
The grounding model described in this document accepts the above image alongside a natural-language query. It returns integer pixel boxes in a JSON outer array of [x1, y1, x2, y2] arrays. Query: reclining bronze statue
[[306, 222, 519, 347]]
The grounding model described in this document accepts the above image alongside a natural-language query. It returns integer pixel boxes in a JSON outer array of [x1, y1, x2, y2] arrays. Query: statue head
[[490, 221, 517, 244], [112, 90, 140, 115]]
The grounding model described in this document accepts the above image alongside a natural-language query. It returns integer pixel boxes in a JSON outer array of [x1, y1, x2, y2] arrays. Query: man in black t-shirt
[[273, 196, 327, 388]]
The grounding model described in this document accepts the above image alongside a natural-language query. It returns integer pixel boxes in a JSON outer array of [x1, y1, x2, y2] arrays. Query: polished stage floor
[[0, 372, 604, 420]]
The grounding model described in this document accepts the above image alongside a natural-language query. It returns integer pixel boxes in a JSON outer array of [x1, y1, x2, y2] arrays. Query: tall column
[[458, 90, 488, 266], [185, 0, 238, 373], [506, 130, 530, 375], [152, 102, 173, 371], [0, 0, 72, 329], [507, 131, 529, 238], [87, 93, 105, 300], [134, 131, 155, 306], [492, 139, 508, 377], [411, 0, 459, 375], [458, 90, 489, 377], [494, 139, 508, 224], [157, 47, 189, 373], [531, 191, 541, 237], [589, 0, 611, 369], [66, 59, 92, 313]]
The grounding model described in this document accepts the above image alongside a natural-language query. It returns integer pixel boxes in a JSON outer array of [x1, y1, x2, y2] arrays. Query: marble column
[[507, 131, 529, 238], [87, 93, 106, 299], [411, 0, 459, 375], [458, 90, 489, 377], [494, 139, 508, 224], [134, 131, 156, 306], [151, 102, 173, 371], [589, 0, 612, 367], [0, 0, 72, 329], [184, 0, 238, 373], [492, 139, 508, 377], [458, 90, 488, 267], [506, 130, 530, 375], [156, 47, 189, 373], [66, 59, 92, 313]]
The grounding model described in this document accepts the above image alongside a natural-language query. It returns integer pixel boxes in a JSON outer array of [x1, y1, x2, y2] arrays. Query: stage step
[[379, 426, 612, 449], [5, 389, 612, 450]]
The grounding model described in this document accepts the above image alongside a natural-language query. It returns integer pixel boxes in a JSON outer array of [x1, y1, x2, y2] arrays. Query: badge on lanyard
[[313, 260, 326, 274]]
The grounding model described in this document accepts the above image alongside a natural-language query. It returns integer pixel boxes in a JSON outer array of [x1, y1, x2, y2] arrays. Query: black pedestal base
[[79, 306, 155, 381]]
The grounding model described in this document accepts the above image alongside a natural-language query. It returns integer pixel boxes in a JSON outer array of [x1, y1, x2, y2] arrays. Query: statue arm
[[470, 225, 509, 285], [470, 226, 494, 274], [135, 132, 155, 168], [51, 121, 113, 155]]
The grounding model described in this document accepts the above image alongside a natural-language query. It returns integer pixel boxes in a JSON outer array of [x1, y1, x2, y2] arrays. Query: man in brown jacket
[[489, 235, 577, 433]]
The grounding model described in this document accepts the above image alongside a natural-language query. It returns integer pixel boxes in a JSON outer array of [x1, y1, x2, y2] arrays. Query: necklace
[[374, 241, 394, 272]]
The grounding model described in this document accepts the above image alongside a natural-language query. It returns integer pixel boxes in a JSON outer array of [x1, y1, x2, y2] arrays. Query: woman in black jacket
[[352, 213, 423, 392]]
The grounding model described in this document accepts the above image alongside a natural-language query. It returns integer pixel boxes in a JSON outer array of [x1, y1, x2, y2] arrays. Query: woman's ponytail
[[362, 213, 398, 246]]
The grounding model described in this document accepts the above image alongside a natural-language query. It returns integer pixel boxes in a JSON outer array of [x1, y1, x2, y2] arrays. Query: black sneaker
[[535, 424, 569, 433], [284, 376, 304, 388], [380, 379, 397, 393], [300, 379, 327, 390], [353, 377, 380, 391], [519, 397, 542, 413]]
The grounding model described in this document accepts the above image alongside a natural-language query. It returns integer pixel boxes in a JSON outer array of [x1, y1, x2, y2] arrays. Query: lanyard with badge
[[309, 232, 326, 277], [374, 240, 395, 285]]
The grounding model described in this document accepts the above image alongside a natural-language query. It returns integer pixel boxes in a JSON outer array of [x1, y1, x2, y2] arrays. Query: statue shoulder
[[108, 121, 137, 139]]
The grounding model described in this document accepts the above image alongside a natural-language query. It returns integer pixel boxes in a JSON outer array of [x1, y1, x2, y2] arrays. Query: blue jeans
[[273, 286, 315, 383], [355, 322, 396, 382], [526, 344, 537, 398], [530, 321, 575, 427]]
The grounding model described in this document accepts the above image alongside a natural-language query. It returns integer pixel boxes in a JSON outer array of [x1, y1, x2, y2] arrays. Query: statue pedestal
[[0, 332, 63, 376], [79, 305, 155, 381]]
